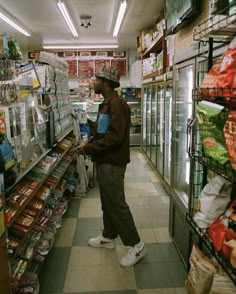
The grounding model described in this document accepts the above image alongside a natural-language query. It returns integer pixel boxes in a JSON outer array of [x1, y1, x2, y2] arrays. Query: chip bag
[[196, 101, 230, 166], [199, 36, 236, 100], [224, 110, 236, 170]]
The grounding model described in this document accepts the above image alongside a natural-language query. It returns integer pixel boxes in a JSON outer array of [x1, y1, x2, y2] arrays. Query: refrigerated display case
[[141, 77, 173, 184], [150, 84, 157, 165], [120, 88, 142, 146], [146, 86, 152, 157], [163, 82, 172, 185], [156, 84, 165, 174], [172, 60, 196, 209], [142, 86, 147, 152], [168, 59, 197, 269]]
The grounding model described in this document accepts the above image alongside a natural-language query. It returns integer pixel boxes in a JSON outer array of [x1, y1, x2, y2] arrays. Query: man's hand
[[76, 141, 87, 155]]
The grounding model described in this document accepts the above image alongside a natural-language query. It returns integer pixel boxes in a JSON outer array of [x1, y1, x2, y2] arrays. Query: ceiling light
[[0, 8, 31, 36], [80, 14, 92, 29], [113, 0, 127, 37], [43, 44, 119, 49], [57, 0, 78, 37]]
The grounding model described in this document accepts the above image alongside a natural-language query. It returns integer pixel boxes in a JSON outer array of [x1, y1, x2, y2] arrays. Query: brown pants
[[96, 162, 140, 246]]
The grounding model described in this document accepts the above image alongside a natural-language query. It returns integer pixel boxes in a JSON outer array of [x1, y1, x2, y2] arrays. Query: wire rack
[[193, 5, 236, 42], [192, 88, 236, 103], [186, 214, 236, 285]]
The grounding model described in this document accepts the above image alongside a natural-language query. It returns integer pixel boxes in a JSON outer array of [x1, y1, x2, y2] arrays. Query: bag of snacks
[[223, 110, 236, 170], [193, 175, 232, 229], [196, 101, 230, 166], [199, 37, 236, 100], [186, 245, 216, 294]]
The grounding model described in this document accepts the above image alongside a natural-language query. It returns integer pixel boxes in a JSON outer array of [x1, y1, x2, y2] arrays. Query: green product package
[[196, 101, 229, 166]]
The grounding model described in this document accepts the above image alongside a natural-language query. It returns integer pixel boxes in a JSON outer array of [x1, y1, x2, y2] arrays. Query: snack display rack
[[186, 4, 236, 286]]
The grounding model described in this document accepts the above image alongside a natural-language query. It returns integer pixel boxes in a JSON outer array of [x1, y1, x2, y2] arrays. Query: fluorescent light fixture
[[43, 44, 119, 49], [0, 8, 31, 36], [113, 0, 127, 37], [57, 0, 78, 37]]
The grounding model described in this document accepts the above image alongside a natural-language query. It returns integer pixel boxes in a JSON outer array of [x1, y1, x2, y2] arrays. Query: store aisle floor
[[39, 147, 188, 294]]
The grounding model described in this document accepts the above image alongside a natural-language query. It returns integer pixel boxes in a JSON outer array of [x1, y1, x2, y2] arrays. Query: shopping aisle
[[39, 147, 188, 294]]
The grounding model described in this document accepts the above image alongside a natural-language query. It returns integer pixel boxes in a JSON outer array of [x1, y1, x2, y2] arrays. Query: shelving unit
[[187, 5, 236, 286], [141, 32, 168, 81], [0, 52, 84, 293]]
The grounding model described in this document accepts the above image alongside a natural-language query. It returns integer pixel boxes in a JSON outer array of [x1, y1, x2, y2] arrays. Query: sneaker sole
[[120, 247, 147, 267], [88, 241, 115, 249]]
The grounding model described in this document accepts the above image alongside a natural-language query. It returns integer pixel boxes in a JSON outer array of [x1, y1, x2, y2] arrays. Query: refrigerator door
[[163, 82, 172, 185], [150, 84, 157, 166], [146, 85, 152, 159], [156, 84, 165, 174], [142, 86, 147, 152], [172, 60, 195, 208]]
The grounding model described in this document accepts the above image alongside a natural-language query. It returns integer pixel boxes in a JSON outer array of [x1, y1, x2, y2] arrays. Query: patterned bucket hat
[[95, 64, 120, 87]]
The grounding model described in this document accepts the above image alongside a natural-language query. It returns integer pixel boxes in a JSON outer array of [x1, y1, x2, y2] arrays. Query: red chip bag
[[224, 110, 236, 170], [208, 218, 227, 252], [199, 55, 223, 95], [199, 37, 236, 100]]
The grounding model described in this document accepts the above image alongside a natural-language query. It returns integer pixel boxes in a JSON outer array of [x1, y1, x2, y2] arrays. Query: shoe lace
[[126, 247, 136, 259]]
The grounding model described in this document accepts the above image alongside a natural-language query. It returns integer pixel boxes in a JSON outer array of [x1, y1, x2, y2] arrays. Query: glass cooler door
[[142, 86, 147, 152], [172, 60, 195, 208], [146, 85, 152, 159], [156, 84, 165, 174], [150, 84, 157, 166], [163, 82, 172, 185]]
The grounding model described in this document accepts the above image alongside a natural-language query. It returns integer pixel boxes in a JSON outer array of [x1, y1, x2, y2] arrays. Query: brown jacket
[[84, 92, 130, 165]]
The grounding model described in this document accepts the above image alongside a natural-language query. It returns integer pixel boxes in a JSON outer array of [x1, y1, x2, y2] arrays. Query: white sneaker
[[88, 235, 115, 249], [120, 241, 147, 267]]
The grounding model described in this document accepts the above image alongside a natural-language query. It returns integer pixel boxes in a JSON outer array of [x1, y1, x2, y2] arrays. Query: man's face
[[93, 77, 104, 94]]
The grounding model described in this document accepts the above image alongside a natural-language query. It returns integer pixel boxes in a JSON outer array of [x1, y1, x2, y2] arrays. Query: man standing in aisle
[[78, 64, 147, 267]]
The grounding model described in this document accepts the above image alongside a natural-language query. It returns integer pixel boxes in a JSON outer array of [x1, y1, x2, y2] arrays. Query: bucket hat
[[95, 64, 120, 88]]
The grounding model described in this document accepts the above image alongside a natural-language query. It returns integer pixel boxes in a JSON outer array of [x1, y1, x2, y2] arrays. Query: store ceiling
[[0, 0, 164, 52]]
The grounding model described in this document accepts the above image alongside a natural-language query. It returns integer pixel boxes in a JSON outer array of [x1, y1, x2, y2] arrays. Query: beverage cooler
[[141, 75, 172, 185], [141, 61, 198, 267], [169, 59, 196, 267]]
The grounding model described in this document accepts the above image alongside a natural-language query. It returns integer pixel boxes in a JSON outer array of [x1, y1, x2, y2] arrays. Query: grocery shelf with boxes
[[137, 18, 174, 80], [0, 46, 85, 293]]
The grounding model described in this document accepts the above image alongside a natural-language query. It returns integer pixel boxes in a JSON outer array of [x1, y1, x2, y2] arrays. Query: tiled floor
[[39, 147, 188, 294]]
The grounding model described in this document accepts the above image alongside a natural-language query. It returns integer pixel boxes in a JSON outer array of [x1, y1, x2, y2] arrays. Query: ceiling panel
[[0, 0, 163, 51]]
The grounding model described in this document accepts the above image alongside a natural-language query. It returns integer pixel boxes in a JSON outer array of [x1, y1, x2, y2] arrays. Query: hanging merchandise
[[0, 33, 9, 58], [8, 39, 23, 61], [198, 36, 236, 100], [193, 175, 232, 229], [196, 100, 230, 167], [224, 110, 236, 171]]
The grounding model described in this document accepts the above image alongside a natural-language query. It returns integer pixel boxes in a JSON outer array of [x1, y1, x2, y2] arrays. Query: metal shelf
[[188, 148, 236, 182], [192, 88, 236, 103], [193, 6, 236, 42]]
